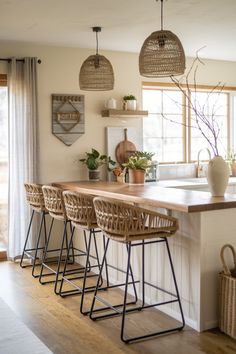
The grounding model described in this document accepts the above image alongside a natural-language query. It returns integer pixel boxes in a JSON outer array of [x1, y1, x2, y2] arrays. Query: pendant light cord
[[156, 0, 164, 30], [161, 0, 164, 30], [96, 31, 98, 55]]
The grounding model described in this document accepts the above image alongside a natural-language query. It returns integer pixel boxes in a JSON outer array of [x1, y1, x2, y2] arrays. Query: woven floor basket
[[219, 244, 236, 339]]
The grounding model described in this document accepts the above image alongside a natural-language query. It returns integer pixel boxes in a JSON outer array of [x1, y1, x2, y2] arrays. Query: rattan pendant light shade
[[139, 0, 185, 77], [79, 27, 114, 91]]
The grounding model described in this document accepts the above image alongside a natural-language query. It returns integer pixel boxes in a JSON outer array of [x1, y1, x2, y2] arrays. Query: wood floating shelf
[[101, 109, 148, 118]]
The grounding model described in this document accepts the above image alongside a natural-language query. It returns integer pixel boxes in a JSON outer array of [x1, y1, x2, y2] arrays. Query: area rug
[[0, 297, 52, 354]]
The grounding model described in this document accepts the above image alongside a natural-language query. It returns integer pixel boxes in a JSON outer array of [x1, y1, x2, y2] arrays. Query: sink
[[157, 177, 236, 193], [178, 177, 207, 184], [170, 177, 236, 194]]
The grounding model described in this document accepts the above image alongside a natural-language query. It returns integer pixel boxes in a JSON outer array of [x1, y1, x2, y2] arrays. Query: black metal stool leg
[[141, 240, 145, 307], [103, 234, 110, 287], [89, 238, 110, 319], [20, 210, 35, 268], [80, 231, 93, 314], [93, 229, 103, 287], [69, 221, 75, 264], [126, 243, 138, 304], [32, 211, 45, 277], [58, 226, 76, 295], [83, 230, 91, 271], [121, 242, 132, 342], [44, 212, 47, 244], [165, 238, 185, 329], [39, 218, 54, 284], [54, 221, 69, 294]]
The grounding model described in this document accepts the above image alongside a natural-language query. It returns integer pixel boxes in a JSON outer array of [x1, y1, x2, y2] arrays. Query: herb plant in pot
[[123, 151, 154, 184], [228, 151, 236, 177], [123, 94, 137, 111], [80, 148, 115, 181]]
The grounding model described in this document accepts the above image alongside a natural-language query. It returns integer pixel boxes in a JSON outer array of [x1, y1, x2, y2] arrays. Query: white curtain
[[8, 58, 38, 259]]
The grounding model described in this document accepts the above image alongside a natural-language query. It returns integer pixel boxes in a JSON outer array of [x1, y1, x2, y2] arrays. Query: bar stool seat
[[20, 183, 48, 277], [90, 197, 185, 343]]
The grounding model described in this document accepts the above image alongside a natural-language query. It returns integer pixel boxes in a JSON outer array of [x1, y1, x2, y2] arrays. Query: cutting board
[[115, 128, 136, 165]]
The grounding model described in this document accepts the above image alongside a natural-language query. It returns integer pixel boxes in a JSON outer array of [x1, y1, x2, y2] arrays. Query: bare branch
[[169, 52, 225, 157]]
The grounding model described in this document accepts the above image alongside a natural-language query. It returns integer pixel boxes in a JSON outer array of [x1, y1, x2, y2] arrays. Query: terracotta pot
[[88, 170, 100, 181], [206, 156, 230, 196], [128, 169, 145, 184], [231, 162, 236, 177]]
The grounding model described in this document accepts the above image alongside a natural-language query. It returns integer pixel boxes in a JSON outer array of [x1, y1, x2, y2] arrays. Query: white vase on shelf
[[106, 98, 117, 109], [206, 156, 230, 196]]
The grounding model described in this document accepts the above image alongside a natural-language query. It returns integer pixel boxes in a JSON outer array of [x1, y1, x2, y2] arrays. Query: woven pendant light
[[79, 27, 114, 91], [139, 0, 185, 77]]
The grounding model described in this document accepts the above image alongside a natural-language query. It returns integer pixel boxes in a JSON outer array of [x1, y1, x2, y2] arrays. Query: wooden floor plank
[[0, 261, 235, 354]]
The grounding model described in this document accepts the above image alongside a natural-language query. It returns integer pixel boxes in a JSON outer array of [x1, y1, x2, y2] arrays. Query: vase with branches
[[166, 51, 230, 195], [170, 52, 224, 158]]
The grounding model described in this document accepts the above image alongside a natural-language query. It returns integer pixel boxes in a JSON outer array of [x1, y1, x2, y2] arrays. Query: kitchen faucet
[[196, 148, 211, 178]]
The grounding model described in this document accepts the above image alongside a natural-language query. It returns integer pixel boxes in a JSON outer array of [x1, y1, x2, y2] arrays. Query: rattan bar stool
[[20, 183, 48, 277], [58, 191, 110, 314], [39, 186, 79, 294], [90, 197, 185, 343], [60, 191, 138, 315]]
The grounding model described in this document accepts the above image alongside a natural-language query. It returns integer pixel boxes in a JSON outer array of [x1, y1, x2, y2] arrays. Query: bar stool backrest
[[24, 183, 45, 212], [42, 185, 66, 220], [93, 197, 178, 242], [63, 191, 97, 229]]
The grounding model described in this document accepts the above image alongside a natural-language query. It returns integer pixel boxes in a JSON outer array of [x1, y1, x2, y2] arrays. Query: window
[[143, 83, 231, 163]]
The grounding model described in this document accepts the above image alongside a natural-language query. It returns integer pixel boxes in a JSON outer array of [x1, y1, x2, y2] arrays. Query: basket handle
[[220, 244, 236, 276]]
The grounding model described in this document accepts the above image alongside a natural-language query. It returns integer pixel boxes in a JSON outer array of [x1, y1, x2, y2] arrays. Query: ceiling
[[0, 0, 236, 62]]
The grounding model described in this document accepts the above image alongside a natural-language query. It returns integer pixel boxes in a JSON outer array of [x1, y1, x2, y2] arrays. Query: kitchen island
[[54, 180, 236, 332]]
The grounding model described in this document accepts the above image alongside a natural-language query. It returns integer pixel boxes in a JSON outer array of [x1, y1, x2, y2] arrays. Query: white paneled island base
[[54, 181, 236, 332], [167, 208, 236, 331]]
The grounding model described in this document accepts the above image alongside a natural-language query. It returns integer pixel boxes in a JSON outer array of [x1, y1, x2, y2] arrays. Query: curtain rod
[[0, 58, 41, 64]]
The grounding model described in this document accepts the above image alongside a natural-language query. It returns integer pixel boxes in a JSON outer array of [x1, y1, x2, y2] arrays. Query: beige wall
[[0, 41, 236, 183]]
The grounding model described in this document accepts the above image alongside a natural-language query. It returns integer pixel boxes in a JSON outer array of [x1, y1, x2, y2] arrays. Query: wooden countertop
[[53, 181, 236, 213]]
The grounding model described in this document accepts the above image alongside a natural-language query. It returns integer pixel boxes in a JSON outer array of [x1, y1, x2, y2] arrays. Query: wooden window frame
[[142, 82, 234, 164], [0, 74, 7, 87]]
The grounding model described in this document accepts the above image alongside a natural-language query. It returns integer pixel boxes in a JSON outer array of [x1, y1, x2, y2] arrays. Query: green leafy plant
[[228, 151, 236, 163], [123, 94, 136, 101], [123, 151, 154, 171], [80, 148, 116, 171]]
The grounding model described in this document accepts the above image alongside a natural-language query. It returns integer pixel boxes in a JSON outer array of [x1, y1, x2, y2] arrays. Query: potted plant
[[80, 148, 115, 180], [112, 166, 126, 183], [123, 151, 154, 184], [228, 151, 236, 176], [123, 94, 137, 111]]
